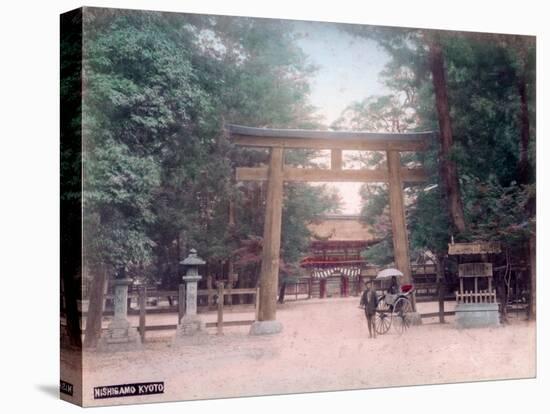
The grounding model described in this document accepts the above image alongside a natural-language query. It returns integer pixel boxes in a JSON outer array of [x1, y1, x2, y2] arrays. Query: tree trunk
[[434, 255, 446, 324], [498, 257, 509, 324], [278, 280, 287, 304], [502, 282, 509, 323], [507, 34, 534, 186], [83, 266, 108, 348], [234, 269, 244, 305], [428, 35, 467, 234]]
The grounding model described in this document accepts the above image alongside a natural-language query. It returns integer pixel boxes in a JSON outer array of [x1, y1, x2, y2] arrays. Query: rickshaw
[[373, 268, 415, 334]]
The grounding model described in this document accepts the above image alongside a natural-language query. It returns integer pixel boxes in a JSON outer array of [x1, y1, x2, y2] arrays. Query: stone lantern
[[175, 249, 207, 340], [98, 267, 142, 352]]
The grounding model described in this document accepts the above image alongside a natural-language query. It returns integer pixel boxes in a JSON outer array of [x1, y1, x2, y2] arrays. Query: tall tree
[[342, 26, 535, 281], [426, 33, 467, 234], [78, 9, 340, 345], [81, 10, 210, 346]]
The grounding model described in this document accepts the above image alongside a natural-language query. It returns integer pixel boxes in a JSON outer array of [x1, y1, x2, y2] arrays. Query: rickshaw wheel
[[393, 296, 413, 334], [375, 296, 392, 334]]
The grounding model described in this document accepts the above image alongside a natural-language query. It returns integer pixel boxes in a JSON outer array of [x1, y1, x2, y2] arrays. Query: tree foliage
[[79, 9, 340, 291], [339, 27, 535, 261]]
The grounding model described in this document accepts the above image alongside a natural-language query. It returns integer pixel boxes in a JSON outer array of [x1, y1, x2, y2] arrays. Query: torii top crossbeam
[[225, 124, 433, 151]]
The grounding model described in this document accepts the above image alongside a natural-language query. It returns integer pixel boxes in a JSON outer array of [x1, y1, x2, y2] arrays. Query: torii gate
[[226, 124, 432, 334]]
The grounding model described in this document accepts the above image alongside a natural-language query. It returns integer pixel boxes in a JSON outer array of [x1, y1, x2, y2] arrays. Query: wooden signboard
[[448, 242, 501, 256], [458, 262, 493, 278]]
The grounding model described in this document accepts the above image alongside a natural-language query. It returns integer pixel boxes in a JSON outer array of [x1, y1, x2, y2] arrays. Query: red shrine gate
[[226, 124, 432, 334], [301, 240, 372, 298], [300, 215, 379, 298]]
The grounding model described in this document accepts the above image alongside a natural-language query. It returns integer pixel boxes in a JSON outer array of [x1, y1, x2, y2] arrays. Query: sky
[[294, 20, 390, 125], [293, 21, 390, 214]]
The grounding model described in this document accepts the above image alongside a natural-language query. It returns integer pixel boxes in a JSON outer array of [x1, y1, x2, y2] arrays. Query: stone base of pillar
[[97, 318, 142, 352], [455, 303, 500, 328], [174, 315, 208, 345], [249, 320, 283, 335]]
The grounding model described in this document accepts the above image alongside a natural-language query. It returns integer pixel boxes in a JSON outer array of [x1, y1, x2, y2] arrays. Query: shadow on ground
[[35, 384, 58, 399]]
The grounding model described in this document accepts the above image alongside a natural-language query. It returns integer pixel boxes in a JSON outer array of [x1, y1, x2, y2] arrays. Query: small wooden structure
[[449, 242, 500, 327], [455, 262, 497, 304]]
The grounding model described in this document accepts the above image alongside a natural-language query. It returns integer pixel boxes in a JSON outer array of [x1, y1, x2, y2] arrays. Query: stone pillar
[[175, 249, 207, 342], [184, 273, 200, 317], [98, 278, 142, 352]]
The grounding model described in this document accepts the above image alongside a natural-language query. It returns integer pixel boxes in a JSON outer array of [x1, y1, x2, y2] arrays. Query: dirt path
[[80, 297, 536, 406]]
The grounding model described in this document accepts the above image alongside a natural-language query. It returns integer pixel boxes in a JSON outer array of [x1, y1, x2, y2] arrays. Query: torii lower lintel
[[226, 124, 432, 334], [235, 166, 428, 183]]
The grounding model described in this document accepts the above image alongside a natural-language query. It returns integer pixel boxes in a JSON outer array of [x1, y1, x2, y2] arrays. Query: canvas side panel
[[60, 7, 84, 407]]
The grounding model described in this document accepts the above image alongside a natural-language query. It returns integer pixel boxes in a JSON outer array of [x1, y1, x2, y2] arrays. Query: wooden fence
[[281, 281, 311, 301], [85, 280, 484, 337], [418, 282, 455, 322], [135, 283, 259, 342], [414, 282, 458, 302], [82, 284, 259, 342], [287, 277, 448, 301], [414, 283, 440, 301], [455, 289, 497, 304]]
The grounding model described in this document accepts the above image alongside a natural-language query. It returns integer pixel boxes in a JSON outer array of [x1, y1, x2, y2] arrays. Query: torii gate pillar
[[249, 147, 284, 335], [387, 150, 412, 285]]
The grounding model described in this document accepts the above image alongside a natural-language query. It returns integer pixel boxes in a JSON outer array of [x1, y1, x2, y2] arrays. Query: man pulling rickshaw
[[360, 280, 377, 338], [360, 268, 415, 335]]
